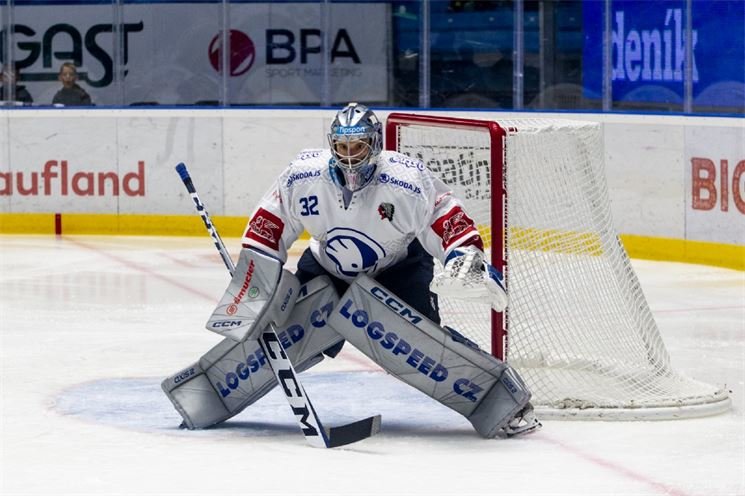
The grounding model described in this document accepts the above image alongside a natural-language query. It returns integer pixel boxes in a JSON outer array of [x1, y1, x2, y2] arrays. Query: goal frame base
[[536, 395, 732, 421]]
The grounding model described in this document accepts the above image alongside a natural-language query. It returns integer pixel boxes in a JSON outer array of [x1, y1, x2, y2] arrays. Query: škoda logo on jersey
[[286, 170, 321, 187], [378, 173, 421, 194]]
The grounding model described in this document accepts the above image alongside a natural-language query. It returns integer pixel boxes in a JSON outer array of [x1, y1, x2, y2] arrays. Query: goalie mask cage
[[385, 112, 730, 420]]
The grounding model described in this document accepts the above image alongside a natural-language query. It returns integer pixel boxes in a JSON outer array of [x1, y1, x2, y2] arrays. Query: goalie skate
[[502, 403, 541, 437]]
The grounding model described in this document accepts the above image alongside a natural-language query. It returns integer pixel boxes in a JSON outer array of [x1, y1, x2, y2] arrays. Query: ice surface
[[0, 235, 742, 496]]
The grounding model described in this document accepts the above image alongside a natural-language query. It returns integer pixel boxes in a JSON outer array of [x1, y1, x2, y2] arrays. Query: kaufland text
[[0, 160, 145, 196]]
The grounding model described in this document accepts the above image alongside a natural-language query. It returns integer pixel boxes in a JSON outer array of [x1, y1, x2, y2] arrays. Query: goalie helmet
[[327, 102, 382, 192]]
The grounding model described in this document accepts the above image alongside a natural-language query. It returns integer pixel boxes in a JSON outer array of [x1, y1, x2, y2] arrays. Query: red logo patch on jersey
[[431, 206, 480, 250], [245, 208, 284, 251]]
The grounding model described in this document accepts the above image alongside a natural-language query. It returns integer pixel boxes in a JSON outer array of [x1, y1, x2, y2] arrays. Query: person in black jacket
[[0, 64, 33, 106], [52, 62, 93, 106]]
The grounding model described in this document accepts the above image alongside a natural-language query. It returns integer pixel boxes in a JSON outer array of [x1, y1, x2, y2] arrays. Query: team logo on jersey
[[430, 206, 482, 250], [245, 208, 284, 251], [325, 227, 386, 277], [378, 202, 395, 221]]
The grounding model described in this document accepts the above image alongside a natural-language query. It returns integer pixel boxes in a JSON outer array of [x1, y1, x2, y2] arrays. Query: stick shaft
[[174, 162, 379, 448], [175, 162, 329, 447], [175, 162, 235, 275]]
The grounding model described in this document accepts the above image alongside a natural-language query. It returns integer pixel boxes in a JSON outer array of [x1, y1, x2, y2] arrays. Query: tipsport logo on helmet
[[324, 227, 386, 278], [337, 126, 369, 135]]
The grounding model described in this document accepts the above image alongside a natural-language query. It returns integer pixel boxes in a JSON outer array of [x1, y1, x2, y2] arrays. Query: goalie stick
[[175, 162, 381, 448]]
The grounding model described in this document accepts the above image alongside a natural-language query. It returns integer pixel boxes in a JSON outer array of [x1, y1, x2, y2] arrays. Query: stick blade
[[324, 414, 382, 448]]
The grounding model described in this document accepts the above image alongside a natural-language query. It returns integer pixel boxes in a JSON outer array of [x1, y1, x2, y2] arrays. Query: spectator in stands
[[52, 62, 92, 106], [0, 64, 33, 106]]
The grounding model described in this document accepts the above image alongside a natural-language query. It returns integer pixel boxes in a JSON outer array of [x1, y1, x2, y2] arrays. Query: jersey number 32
[[299, 196, 320, 216]]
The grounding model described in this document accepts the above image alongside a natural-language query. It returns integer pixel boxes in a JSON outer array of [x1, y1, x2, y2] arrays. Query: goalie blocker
[[328, 275, 540, 437]]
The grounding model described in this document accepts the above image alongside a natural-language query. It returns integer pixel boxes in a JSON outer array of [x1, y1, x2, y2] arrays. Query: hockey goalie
[[162, 103, 541, 439]]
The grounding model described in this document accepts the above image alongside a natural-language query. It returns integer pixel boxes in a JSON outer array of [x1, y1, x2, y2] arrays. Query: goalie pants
[[296, 239, 441, 325]]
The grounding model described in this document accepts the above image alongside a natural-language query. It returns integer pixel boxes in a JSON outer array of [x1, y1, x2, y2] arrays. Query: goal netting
[[385, 112, 730, 420]]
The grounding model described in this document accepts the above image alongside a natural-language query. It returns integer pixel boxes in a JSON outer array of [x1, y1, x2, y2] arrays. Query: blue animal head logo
[[325, 228, 386, 277]]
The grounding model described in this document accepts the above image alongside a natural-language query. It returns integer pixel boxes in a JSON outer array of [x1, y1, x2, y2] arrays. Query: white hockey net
[[386, 113, 730, 419]]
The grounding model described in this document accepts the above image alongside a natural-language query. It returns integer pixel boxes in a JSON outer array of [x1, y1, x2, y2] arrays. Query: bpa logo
[[208, 28, 362, 77], [208, 30, 256, 76]]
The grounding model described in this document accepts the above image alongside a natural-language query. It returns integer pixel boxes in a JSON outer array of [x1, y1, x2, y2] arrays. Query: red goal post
[[385, 112, 508, 359]]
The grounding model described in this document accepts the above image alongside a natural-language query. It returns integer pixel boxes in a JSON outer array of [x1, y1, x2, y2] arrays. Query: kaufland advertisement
[[1, 109, 742, 251], [7, 2, 390, 105]]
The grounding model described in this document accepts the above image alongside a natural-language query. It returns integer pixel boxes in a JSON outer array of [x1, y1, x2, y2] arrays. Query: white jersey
[[242, 149, 483, 282]]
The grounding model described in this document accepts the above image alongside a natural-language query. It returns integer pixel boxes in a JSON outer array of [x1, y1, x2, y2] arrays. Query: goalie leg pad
[[468, 367, 536, 437], [327, 274, 533, 438], [162, 275, 344, 429], [162, 352, 325, 430]]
